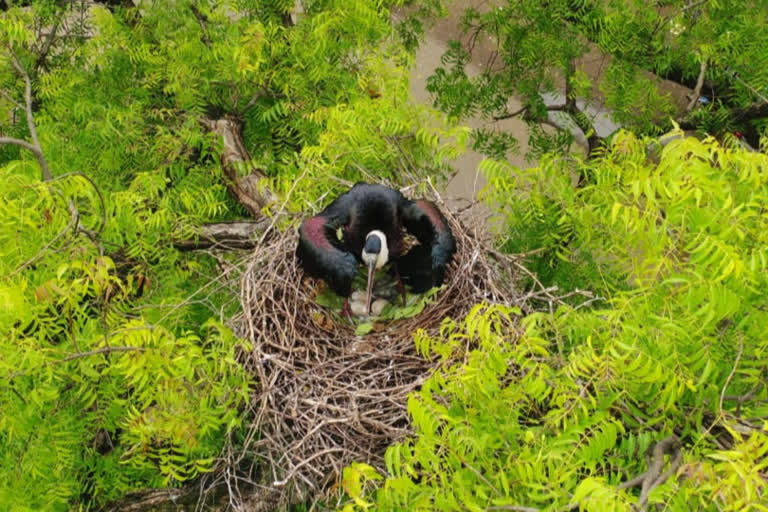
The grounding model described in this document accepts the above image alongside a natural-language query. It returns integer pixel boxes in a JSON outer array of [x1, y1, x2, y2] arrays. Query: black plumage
[[296, 183, 456, 303]]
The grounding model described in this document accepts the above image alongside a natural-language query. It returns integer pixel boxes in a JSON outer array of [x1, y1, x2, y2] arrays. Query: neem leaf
[[355, 322, 374, 336]]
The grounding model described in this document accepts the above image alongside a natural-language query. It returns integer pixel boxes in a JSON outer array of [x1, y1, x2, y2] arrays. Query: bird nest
[[229, 198, 529, 507]]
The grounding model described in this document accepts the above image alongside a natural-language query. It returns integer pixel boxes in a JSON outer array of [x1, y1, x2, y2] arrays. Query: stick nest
[[232, 199, 526, 506]]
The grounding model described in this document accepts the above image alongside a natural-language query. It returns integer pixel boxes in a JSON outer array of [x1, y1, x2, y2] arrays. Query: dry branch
[[173, 220, 269, 251]]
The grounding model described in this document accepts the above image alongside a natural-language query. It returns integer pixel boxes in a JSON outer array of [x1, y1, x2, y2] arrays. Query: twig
[[651, 0, 710, 38], [58, 345, 146, 362], [493, 103, 567, 122], [8, 346, 147, 380], [4, 201, 79, 280], [34, 17, 61, 71], [488, 506, 539, 512], [719, 333, 744, 415]]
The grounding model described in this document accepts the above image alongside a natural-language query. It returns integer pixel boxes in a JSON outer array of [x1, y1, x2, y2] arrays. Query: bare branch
[[189, 4, 212, 48], [173, 220, 269, 251], [58, 345, 146, 363], [686, 57, 708, 112], [494, 103, 567, 122], [4, 44, 53, 181], [637, 436, 682, 511], [34, 17, 61, 71], [494, 106, 527, 121], [0, 88, 23, 109], [0, 135, 42, 155], [719, 333, 744, 415]]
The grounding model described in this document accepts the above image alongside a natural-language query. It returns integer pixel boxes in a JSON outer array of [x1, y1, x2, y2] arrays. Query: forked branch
[[2, 44, 52, 181]]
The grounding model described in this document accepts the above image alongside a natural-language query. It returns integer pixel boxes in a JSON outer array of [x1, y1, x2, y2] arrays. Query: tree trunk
[[201, 118, 276, 218]]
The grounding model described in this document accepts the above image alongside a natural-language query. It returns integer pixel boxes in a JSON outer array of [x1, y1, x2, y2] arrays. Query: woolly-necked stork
[[297, 183, 456, 315]]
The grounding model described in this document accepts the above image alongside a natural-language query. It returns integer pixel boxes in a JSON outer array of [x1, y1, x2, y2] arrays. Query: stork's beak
[[365, 260, 376, 316]]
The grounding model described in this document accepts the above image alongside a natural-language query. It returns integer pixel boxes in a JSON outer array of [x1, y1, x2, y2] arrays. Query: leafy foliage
[[342, 134, 768, 510], [426, 0, 768, 157], [0, 0, 462, 508]]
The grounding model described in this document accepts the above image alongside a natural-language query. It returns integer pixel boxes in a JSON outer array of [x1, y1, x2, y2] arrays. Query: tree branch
[[0, 135, 42, 155], [4, 44, 53, 181], [34, 17, 61, 72], [651, 0, 710, 38], [172, 220, 269, 251], [3, 200, 79, 281], [636, 436, 682, 511], [189, 4, 212, 48], [494, 104, 567, 121], [686, 57, 708, 112], [200, 118, 276, 218], [58, 346, 146, 363]]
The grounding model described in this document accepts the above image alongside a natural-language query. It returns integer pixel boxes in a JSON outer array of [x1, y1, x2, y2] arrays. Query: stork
[[297, 183, 456, 316]]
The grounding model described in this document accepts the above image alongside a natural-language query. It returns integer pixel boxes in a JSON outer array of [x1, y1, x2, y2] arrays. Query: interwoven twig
[[218, 191, 541, 509]]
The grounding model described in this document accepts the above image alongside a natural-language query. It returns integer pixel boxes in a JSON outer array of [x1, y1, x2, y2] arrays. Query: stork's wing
[[399, 199, 456, 292], [297, 215, 358, 297]]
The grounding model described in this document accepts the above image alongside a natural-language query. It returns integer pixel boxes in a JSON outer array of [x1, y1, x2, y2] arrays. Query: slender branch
[[239, 91, 265, 115], [3, 201, 79, 281], [58, 345, 146, 363], [189, 4, 212, 48], [0, 136, 42, 155], [719, 333, 744, 414], [0, 88, 23, 110], [8, 345, 147, 380], [34, 17, 61, 71], [651, 0, 710, 38], [5, 44, 53, 181], [725, 67, 768, 104], [493, 104, 567, 121], [51, 171, 108, 237], [686, 57, 708, 112]]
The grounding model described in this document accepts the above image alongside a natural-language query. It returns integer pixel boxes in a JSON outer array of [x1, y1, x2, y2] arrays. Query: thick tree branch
[[173, 220, 269, 251], [200, 118, 276, 218]]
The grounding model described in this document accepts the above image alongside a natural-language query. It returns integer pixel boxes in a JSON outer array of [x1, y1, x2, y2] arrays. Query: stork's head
[[361, 230, 388, 315]]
